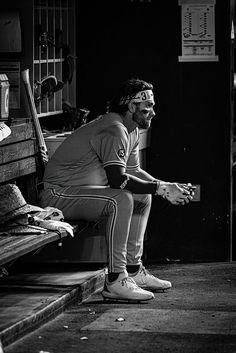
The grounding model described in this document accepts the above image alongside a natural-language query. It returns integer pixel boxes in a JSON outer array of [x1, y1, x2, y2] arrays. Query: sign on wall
[[178, 0, 218, 62]]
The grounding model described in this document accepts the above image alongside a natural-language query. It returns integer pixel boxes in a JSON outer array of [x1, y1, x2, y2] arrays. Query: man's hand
[[157, 182, 195, 205]]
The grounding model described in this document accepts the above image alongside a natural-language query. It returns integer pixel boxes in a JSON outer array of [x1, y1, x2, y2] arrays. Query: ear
[[128, 101, 136, 113]]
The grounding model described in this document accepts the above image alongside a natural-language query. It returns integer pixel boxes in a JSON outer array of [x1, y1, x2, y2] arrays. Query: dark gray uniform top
[[43, 113, 140, 187]]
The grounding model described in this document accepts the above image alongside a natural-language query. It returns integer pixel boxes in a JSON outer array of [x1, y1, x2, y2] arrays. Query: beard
[[132, 111, 151, 129]]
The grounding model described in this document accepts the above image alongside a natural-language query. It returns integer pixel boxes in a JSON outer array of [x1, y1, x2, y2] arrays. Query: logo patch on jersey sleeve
[[117, 149, 125, 158]]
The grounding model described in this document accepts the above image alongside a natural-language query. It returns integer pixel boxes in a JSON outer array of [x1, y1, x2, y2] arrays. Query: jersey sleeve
[[90, 125, 129, 168]]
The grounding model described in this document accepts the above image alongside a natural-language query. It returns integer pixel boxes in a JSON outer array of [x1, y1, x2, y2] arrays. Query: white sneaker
[[130, 266, 172, 291], [102, 270, 154, 302]]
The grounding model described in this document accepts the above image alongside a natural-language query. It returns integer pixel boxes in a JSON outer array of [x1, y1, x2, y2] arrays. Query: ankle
[[107, 272, 120, 283], [127, 264, 141, 275]]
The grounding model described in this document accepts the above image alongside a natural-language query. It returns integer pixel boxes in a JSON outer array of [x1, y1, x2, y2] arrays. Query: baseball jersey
[[43, 113, 140, 187]]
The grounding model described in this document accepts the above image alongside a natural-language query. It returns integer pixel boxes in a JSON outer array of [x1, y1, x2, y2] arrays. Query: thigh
[[40, 185, 132, 222]]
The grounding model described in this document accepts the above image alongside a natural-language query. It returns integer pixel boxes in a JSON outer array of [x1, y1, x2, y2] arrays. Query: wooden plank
[[0, 123, 34, 147], [0, 231, 69, 266], [0, 157, 36, 183], [0, 140, 35, 164]]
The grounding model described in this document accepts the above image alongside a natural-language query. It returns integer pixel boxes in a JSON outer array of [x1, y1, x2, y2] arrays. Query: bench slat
[[0, 157, 37, 183], [0, 123, 34, 147], [0, 231, 69, 266], [0, 140, 35, 165]]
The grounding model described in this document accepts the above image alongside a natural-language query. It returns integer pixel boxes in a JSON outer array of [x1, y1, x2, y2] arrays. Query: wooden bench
[[0, 232, 69, 267], [0, 121, 73, 268]]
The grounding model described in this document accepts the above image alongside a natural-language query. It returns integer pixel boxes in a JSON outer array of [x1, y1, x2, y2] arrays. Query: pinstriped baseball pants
[[39, 184, 152, 273]]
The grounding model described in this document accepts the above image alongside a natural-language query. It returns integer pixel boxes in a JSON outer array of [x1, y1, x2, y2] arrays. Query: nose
[[150, 108, 156, 118]]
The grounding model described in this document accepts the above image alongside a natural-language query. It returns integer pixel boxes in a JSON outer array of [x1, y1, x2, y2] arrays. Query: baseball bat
[[21, 69, 49, 167]]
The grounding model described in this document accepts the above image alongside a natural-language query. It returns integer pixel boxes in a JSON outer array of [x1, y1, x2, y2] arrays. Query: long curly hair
[[108, 78, 153, 114]]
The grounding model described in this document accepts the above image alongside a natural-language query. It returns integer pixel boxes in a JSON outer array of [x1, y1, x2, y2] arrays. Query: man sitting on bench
[[39, 78, 195, 303]]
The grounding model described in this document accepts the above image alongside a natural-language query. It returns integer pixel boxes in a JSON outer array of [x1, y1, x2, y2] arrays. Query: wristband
[[120, 175, 130, 189], [154, 180, 160, 196]]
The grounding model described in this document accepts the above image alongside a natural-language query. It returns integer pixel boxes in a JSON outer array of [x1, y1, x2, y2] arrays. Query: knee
[[134, 193, 152, 212], [120, 189, 134, 208], [143, 194, 152, 208], [112, 189, 134, 211], [137, 193, 152, 204]]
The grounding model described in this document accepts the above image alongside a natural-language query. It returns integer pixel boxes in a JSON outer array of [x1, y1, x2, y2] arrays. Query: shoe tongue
[[118, 270, 128, 280]]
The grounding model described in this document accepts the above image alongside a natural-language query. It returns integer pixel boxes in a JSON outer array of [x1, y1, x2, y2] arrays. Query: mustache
[[140, 109, 155, 118]]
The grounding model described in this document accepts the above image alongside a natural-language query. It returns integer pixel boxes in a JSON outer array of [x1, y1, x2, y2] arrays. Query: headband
[[119, 90, 154, 105]]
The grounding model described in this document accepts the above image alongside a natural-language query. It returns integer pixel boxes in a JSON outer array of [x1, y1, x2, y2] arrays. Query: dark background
[[75, 0, 233, 263]]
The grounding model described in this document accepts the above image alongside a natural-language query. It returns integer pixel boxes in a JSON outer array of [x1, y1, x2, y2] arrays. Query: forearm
[[127, 167, 158, 182], [105, 165, 194, 203], [105, 165, 158, 194], [122, 173, 158, 194]]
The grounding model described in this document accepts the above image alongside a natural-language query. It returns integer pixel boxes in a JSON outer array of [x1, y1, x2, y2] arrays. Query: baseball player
[[40, 78, 195, 302]]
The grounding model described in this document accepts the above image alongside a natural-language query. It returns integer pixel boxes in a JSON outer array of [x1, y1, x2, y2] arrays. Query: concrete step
[[0, 266, 106, 348]]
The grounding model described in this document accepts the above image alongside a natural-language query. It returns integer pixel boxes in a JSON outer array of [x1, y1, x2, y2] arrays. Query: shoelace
[[121, 276, 139, 288], [140, 266, 155, 279]]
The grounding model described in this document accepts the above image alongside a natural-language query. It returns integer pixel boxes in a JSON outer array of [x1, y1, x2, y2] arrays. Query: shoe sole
[[139, 286, 172, 293], [102, 292, 154, 303]]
